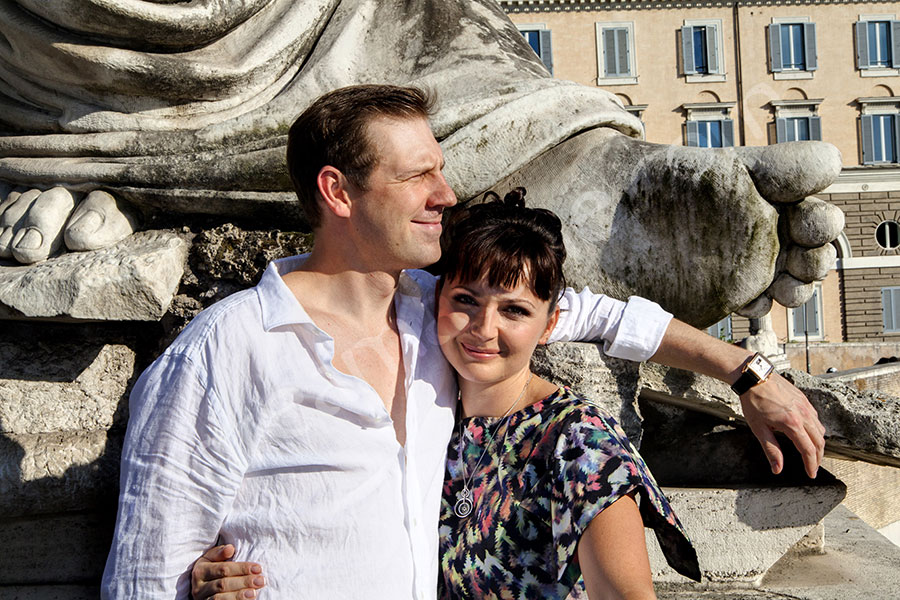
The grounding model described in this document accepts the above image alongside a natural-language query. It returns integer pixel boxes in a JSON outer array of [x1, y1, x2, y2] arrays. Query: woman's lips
[[461, 342, 499, 359]]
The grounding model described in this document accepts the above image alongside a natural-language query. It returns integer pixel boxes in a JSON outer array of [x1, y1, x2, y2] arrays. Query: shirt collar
[[257, 254, 429, 332], [257, 254, 317, 332]]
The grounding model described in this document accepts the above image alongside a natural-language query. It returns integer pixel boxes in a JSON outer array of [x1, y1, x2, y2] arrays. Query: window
[[519, 26, 553, 74], [790, 286, 822, 340], [706, 316, 733, 342], [856, 19, 900, 71], [883, 287, 900, 332], [686, 119, 734, 147], [769, 22, 817, 74], [876, 220, 900, 249], [861, 113, 900, 163], [681, 20, 724, 80], [596, 22, 637, 85], [776, 116, 822, 142]]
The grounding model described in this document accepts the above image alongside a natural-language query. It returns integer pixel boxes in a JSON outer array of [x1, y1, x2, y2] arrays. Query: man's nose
[[429, 171, 457, 208]]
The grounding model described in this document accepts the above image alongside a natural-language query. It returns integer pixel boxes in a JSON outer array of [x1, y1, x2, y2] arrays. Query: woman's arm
[[577, 493, 657, 600], [191, 545, 266, 600]]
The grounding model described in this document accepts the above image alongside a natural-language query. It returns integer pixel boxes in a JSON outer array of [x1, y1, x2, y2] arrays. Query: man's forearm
[[648, 318, 825, 478], [649, 318, 750, 385]]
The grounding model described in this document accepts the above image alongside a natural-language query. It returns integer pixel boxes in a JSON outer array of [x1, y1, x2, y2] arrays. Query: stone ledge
[[0, 230, 188, 322], [648, 482, 846, 584]]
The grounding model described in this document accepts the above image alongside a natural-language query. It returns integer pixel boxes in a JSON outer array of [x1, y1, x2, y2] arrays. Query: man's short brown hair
[[287, 85, 436, 229]]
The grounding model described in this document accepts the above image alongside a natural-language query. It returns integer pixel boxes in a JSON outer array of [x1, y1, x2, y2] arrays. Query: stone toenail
[[15, 227, 43, 250], [70, 210, 104, 234]]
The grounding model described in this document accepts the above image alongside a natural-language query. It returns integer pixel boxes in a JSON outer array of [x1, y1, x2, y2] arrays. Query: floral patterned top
[[438, 387, 700, 599]]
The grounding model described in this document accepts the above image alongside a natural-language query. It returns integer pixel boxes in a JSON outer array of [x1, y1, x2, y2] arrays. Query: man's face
[[349, 116, 457, 271]]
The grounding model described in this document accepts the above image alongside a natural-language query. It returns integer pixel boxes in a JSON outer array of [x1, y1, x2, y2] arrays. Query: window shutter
[[776, 117, 787, 143], [805, 23, 818, 70], [792, 305, 805, 337], [617, 28, 631, 76], [538, 29, 553, 74], [769, 24, 783, 72], [857, 21, 870, 69], [862, 114, 875, 164], [894, 114, 900, 162], [809, 116, 822, 141], [893, 21, 900, 68], [722, 119, 735, 147], [706, 24, 720, 74], [603, 29, 617, 76], [884, 288, 900, 331], [686, 121, 700, 146], [809, 291, 820, 336], [681, 26, 696, 74]]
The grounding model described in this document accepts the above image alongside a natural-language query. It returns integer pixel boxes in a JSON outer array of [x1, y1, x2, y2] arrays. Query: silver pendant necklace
[[454, 373, 533, 518]]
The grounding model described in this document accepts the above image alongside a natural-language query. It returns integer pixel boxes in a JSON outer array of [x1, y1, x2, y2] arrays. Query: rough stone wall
[[0, 224, 312, 596]]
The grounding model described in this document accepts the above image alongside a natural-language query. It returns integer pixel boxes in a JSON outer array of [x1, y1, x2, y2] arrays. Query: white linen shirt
[[101, 255, 672, 600]]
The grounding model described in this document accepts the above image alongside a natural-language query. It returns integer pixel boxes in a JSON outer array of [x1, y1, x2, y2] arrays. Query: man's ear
[[539, 306, 560, 345], [316, 165, 353, 219]]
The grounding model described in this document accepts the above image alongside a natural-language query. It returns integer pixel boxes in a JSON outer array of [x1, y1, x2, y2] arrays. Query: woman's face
[[437, 273, 559, 387]]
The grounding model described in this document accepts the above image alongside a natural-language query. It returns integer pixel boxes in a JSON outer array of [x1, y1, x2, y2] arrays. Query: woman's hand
[[578, 493, 657, 600], [191, 544, 266, 600]]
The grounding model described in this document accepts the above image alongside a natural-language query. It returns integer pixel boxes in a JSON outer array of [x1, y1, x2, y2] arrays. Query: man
[[102, 85, 824, 599]]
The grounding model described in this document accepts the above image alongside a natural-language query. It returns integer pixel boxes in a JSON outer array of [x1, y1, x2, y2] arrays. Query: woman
[[191, 189, 699, 599]]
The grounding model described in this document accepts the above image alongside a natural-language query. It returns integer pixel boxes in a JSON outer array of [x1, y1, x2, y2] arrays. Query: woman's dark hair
[[439, 187, 567, 310]]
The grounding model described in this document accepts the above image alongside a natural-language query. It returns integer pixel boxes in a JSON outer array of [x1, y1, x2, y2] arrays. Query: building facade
[[502, 0, 900, 370]]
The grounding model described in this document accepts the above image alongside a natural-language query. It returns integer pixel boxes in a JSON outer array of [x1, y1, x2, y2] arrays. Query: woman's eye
[[504, 305, 530, 317], [452, 293, 476, 305]]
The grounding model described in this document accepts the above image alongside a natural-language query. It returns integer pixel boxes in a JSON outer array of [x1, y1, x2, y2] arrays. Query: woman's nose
[[470, 307, 498, 339]]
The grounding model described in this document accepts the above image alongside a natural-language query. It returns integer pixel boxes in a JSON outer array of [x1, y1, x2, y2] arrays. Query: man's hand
[[740, 371, 825, 478], [191, 544, 266, 600], [650, 319, 826, 478]]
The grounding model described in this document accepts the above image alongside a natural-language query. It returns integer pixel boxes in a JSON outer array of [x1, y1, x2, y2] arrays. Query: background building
[[501, 0, 900, 373]]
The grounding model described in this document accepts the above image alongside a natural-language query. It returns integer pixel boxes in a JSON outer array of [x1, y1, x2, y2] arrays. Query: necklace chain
[[453, 373, 533, 518]]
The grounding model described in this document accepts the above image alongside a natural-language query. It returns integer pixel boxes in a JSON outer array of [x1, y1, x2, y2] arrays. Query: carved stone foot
[[0, 187, 138, 264]]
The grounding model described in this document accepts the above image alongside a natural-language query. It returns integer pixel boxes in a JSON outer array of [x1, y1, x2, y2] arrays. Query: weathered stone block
[[0, 511, 114, 585], [0, 230, 188, 321], [0, 430, 121, 517], [0, 342, 135, 435]]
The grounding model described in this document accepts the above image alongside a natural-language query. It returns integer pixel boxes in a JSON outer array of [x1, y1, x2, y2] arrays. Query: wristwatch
[[730, 352, 775, 395]]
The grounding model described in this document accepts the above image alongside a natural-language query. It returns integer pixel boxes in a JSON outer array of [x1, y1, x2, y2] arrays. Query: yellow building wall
[[508, 3, 900, 162]]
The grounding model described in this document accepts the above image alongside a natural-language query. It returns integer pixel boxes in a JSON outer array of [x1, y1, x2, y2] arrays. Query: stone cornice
[[501, 0, 887, 12]]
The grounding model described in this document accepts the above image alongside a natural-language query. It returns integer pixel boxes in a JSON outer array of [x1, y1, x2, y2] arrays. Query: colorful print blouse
[[438, 387, 700, 599]]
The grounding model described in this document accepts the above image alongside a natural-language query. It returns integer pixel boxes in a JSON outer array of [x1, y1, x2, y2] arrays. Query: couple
[[101, 85, 824, 599]]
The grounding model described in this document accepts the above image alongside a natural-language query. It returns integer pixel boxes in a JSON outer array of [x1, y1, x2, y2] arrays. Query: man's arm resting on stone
[[550, 288, 825, 478], [650, 319, 825, 478]]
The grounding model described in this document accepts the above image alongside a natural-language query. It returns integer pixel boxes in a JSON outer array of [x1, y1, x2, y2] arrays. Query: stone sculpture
[[0, 0, 843, 325]]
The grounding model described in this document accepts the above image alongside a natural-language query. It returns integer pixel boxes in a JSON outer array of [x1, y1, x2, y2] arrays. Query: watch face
[[748, 354, 774, 379]]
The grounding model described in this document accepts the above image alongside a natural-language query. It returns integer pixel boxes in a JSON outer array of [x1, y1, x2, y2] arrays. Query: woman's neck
[[459, 371, 557, 418]]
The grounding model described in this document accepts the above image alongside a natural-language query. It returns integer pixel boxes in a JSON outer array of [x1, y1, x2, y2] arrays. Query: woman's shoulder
[[540, 387, 621, 433]]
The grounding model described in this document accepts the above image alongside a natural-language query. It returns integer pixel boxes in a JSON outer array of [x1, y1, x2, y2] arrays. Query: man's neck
[[288, 244, 402, 323]]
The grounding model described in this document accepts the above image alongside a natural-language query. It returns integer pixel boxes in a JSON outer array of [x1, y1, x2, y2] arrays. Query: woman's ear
[[316, 165, 353, 219], [539, 306, 560, 345]]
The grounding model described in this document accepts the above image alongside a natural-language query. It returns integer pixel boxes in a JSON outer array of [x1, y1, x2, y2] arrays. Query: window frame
[[706, 316, 733, 342], [882, 286, 900, 333], [788, 284, 823, 341], [856, 15, 900, 76], [517, 23, 554, 75], [769, 18, 817, 79], [683, 102, 736, 148], [681, 19, 726, 82], [596, 21, 638, 85]]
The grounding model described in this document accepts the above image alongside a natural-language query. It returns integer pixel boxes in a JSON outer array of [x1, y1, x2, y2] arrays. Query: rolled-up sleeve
[[549, 288, 673, 362], [101, 352, 248, 599]]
